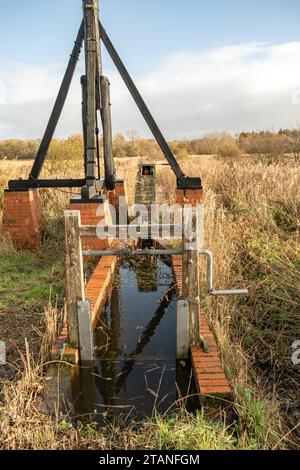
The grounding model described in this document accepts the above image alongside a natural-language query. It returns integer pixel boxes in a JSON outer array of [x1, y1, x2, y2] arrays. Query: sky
[[1, 0, 300, 140]]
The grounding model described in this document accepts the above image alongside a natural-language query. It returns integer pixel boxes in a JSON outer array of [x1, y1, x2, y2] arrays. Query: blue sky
[[1, 0, 300, 139]]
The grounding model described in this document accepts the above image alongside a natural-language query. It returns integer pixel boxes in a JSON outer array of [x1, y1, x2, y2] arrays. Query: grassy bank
[[0, 155, 299, 449], [201, 158, 300, 448]]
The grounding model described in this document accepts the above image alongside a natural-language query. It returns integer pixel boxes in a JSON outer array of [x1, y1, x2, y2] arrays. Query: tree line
[[1, 129, 300, 161]]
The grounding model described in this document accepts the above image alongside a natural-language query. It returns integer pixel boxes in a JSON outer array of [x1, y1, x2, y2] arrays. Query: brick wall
[[106, 180, 128, 208], [2, 190, 43, 250], [176, 189, 204, 206], [69, 196, 112, 251]]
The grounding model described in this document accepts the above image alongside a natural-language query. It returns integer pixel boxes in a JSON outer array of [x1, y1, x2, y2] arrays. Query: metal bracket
[[80, 178, 106, 199], [177, 176, 202, 190], [176, 300, 190, 360], [200, 249, 249, 297], [77, 300, 94, 365]]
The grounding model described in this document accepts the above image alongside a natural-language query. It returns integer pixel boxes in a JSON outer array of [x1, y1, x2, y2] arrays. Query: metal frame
[[77, 224, 248, 296], [65, 210, 248, 366], [79, 244, 249, 297], [99, 22, 201, 190], [8, 0, 202, 196], [82, 249, 183, 257], [30, 21, 84, 181]]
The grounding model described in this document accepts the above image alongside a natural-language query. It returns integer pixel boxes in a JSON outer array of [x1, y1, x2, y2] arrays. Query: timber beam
[[7, 178, 106, 194], [8, 178, 86, 191]]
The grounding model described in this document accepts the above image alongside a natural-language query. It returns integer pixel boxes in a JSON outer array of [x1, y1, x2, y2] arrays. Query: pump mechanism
[[8, 0, 202, 198]]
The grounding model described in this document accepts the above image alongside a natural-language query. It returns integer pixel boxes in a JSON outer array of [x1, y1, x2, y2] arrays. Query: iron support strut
[[8, 9, 201, 194], [99, 22, 202, 191], [8, 178, 86, 191], [30, 21, 84, 181]]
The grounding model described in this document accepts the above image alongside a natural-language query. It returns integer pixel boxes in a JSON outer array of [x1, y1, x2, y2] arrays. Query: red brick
[[172, 252, 233, 400], [197, 367, 224, 374], [2, 190, 43, 250], [196, 373, 227, 380], [193, 358, 221, 365], [176, 189, 204, 206], [199, 379, 229, 387], [200, 386, 232, 395]]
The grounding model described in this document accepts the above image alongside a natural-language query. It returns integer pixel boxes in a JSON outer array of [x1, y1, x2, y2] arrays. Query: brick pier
[[2, 189, 43, 250], [172, 254, 233, 402]]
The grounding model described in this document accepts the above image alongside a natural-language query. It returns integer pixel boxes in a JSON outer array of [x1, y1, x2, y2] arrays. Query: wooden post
[[83, 0, 98, 185], [182, 205, 201, 347], [81, 75, 88, 173], [101, 75, 115, 190], [65, 210, 85, 347]]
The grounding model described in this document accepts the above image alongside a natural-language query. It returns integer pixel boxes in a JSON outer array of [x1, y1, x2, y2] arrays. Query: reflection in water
[[73, 258, 199, 423]]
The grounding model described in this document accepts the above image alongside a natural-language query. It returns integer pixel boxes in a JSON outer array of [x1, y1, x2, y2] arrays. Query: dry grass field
[[0, 154, 299, 449]]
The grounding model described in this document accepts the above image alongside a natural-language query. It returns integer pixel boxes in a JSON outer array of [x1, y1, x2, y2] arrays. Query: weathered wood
[[182, 206, 201, 347], [83, 1, 98, 185], [81, 75, 88, 172], [100, 76, 115, 190], [9, 179, 86, 190], [94, 0, 103, 110], [65, 211, 85, 347]]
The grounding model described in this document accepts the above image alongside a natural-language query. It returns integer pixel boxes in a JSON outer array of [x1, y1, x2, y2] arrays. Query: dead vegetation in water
[[0, 306, 236, 450]]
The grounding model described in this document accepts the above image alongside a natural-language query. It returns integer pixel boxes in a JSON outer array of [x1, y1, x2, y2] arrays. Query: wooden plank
[[65, 211, 85, 347], [81, 75, 88, 171], [182, 206, 201, 347], [83, 1, 98, 184], [100, 75, 115, 189]]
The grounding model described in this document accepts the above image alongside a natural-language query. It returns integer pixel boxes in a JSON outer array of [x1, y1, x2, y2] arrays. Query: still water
[[73, 258, 197, 422]]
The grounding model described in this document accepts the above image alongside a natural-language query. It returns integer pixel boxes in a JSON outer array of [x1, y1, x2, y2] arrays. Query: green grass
[[234, 386, 281, 450], [94, 410, 237, 450], [223, 199, 300, 447], [0, 247, 64, 312], [1, 156, 299, 449]]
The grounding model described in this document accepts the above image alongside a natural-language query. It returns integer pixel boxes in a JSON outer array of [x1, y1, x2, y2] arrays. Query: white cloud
[[1, 41, 300, 140]]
